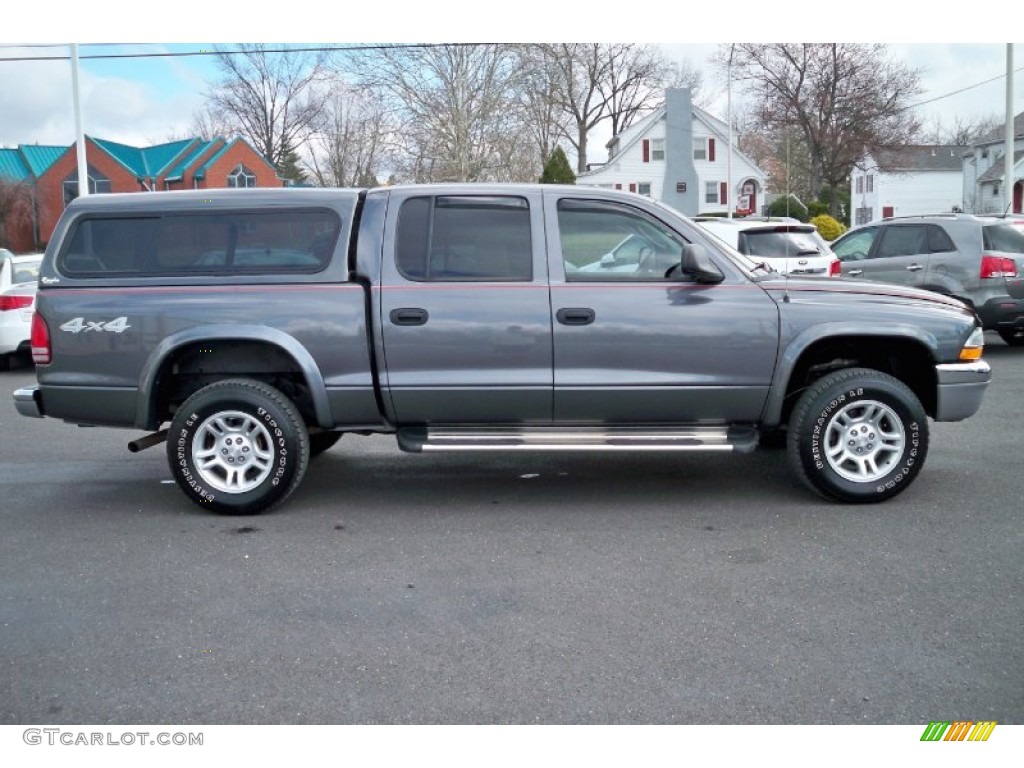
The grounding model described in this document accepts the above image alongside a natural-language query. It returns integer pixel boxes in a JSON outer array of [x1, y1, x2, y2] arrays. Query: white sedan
[[0, 252, 43, 370]]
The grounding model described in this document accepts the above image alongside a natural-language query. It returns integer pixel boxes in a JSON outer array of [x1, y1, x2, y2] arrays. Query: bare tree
[[342, 44, 528, 183], [0, 179, 33, 250], [204, 44, 331, 170], [513, 45, 576, 173], [539, 43, 668, 173], [662, 58, 706, 108], [306, 83, 393, 187], [718, 43, 923, 216], [922, 112, 1002, 146]]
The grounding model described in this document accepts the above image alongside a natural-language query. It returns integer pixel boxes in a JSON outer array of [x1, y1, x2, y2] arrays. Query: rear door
[[378, 189, 552, 424], [840, 223, 932, 288]]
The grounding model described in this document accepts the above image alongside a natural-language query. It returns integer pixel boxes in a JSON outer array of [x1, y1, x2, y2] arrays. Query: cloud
[[0, 46, 205, 148]]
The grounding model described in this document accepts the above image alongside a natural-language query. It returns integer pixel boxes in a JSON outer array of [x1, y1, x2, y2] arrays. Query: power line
[[0, 42, 487, 63]]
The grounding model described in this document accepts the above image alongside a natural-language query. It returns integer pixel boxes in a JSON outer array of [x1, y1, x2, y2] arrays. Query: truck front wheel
[[167, 379, 310, 514], [787, 368, 929, 503]]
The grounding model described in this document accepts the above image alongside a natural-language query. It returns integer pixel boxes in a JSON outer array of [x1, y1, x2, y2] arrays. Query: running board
[[397, 426, 759, 454]]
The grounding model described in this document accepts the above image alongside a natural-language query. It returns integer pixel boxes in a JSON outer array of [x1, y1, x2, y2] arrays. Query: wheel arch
[[763, 325, 939, 428], [136, 325, 331, 430]]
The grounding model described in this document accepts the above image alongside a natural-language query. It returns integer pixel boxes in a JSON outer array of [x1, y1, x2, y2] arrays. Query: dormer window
[[227, 164, 257, 188]]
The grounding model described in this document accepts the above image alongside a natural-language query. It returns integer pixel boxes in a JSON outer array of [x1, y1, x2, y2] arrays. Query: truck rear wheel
[[167, 379, 310, 514], [787, 368, 928, 503]]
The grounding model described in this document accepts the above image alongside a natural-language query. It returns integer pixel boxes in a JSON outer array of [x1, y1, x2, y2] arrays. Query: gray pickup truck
[[13, 185, 991, 514]]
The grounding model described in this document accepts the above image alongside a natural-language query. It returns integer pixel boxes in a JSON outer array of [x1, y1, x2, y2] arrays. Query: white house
[[577, 88, 767, 218], [962, 112, 1024, 215], [849, 145, 963, 225]]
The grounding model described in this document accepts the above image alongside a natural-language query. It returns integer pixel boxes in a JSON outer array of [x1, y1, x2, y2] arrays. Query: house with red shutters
[[0, 135, 282, 252], [577, 88, 767, 218]]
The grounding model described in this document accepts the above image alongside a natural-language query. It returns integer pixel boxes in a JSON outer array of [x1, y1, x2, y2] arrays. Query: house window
[[856, 176, 864, 194], [62, 168, 112, 207], [992, 183, 1000, 198], [705, 181, 719, 204], [866, 174, 874, 193], [227, 164, 257, 188], [693, 138, 707, 161], [638, 182, 651, 196], [855, 207, 873, 226], [651, 138, 664, 161]]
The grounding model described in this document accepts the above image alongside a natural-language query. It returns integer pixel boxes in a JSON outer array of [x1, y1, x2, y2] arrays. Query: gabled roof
[[164, 138, 222, 181], [977, 150, 1024, 183], [194, 136, 275, 180], [0, 145, 66, 181], [871, 145, 963, 173], [91, 137, 196, 179], [582, 93, 764, 180], [975, 112, 1024, 145]]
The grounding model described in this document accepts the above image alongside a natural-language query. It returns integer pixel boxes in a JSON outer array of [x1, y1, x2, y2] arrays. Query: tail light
[[828, 259, 841, 277], [980, 254, 1017, 279], [31, 312, 51, 365], [0, 295, 33, 311]]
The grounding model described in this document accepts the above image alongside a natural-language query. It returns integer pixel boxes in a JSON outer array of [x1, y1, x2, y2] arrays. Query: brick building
[[0, 135, 282, 252]]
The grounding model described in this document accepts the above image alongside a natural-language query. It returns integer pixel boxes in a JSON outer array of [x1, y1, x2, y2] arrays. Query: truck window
[[395, 195, 532, 282], [59, 209, 340, 276], [557, 199, 687, 281]]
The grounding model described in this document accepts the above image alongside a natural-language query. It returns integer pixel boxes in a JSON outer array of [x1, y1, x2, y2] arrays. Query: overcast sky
[[2, 4, 1021, 163]]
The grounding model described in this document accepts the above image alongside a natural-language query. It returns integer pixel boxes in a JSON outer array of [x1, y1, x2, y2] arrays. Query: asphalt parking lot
[[1, 338, 1022, 725]]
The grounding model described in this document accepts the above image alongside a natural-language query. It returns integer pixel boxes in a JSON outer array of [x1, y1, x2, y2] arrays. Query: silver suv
[[832, 214, 1024, 345]]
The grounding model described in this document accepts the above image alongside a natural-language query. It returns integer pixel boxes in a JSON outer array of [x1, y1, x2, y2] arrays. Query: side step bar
[[398, 426, 759, 454]]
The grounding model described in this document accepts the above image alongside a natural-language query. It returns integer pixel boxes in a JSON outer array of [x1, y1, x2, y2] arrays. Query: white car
[[696, 218, 840, 277], [0, 252, 43, 369]]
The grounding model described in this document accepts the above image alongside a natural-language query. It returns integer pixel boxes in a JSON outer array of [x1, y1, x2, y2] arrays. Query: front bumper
[[934, 360, 992, 422], [13, 386, 44, 418]]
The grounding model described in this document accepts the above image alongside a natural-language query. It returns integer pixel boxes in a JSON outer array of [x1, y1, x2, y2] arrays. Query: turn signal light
[[958, 327, 985, 361]]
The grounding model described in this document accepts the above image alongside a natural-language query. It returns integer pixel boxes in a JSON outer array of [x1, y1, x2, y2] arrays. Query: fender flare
[[135, 325, 331, 430], [761, 321, 939, 427]]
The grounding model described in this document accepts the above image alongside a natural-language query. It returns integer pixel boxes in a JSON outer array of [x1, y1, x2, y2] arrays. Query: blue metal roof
[[0, 145, 66, 181], [164, 138, 221, 181], [20, 145, 67, 177], [143, 139, 197, 177], [0, 149, 31, 181], [92, 137, 147, 176], [193, 137, 239, 180]]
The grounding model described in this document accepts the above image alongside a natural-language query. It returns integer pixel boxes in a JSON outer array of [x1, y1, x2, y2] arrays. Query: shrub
[[765, 195, 808, 221], [810, 214, 846, 242]]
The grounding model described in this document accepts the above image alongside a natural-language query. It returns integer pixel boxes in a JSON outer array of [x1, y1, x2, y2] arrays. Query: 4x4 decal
[[59, 317, 131, 334]]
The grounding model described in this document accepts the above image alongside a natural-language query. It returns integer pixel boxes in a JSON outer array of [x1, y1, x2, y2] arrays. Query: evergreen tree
[[277, 144, 309, 186], [539, 147, 576, 184]]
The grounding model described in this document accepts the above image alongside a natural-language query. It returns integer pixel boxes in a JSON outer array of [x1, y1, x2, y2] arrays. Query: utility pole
[[71, 44, 88, 198], [727, 44, 735, 219], [1006, 44, 1015, 214]]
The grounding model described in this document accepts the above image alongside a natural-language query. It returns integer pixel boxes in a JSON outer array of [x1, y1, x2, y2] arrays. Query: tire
[[167, 379, 310, 515], [786, 368, 928, 503], [309, 431, 343, 457], [997, 328, 1024, 346]]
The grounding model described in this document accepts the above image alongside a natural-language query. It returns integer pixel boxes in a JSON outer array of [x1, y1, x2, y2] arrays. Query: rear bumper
[[977, 295, 1024, 330], [13, 386, 44, 418], [934, 360, 992, 422]]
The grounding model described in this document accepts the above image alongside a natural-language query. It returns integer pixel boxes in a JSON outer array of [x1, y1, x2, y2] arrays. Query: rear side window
[[395, 195, 532, 281], [983, 223, 1024, 253], [59, 209, 340, 276]]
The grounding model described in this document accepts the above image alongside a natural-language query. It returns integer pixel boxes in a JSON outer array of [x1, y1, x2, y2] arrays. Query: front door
[[544, 193, 779, 424]]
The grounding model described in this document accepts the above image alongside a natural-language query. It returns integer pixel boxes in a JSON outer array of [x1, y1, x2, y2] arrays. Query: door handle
[[556, 308, 596, 325], [389, 308, 429, 326], [906, 263, 924, 272], [846, 269, 863, 277]]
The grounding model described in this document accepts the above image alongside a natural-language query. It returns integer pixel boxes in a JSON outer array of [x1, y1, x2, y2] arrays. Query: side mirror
[[680, 243, 724, 284]]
